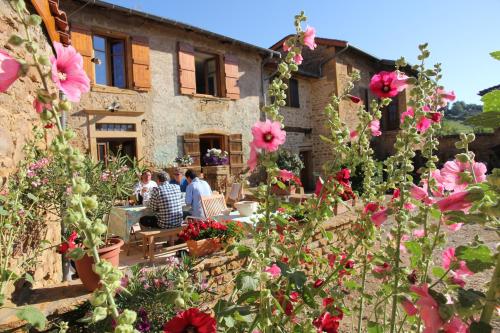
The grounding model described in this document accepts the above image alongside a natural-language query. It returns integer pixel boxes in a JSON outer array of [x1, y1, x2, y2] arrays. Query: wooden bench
[[137, 227, 187, 263]]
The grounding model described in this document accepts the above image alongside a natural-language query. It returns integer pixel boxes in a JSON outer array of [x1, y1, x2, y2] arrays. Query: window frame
[[193, 49, 222, 97], [92, 33, 128, 89], [286, 78, 300, 108]]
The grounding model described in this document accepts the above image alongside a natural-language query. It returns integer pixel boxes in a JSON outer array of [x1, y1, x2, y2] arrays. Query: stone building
[[268, 36, 410, 190], [57, 0, 279, 178]]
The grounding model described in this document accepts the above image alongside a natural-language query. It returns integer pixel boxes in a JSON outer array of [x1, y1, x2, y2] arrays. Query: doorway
[[299, 150, 314, 192], [96, 138, 137, 166]]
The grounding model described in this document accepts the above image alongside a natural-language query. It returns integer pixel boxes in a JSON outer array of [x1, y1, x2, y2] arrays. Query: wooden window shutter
[[178, 42, 195, 95], [224, 54, 240, 99], [229, 134, 244, 176], [183, 133, 201, 173], [70, 24, 94, 83], [131, 36, 151, 91]]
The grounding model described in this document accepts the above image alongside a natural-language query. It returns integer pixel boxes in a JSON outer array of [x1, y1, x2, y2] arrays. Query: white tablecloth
[[211, 211, 261, 227]]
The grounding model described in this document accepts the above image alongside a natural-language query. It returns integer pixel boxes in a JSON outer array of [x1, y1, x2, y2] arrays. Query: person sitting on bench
[[139, 171, 183, 229]]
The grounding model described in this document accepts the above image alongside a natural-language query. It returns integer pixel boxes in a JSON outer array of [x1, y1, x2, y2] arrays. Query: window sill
[[190, 93, 230, 101], [91, 84, 139, 95]]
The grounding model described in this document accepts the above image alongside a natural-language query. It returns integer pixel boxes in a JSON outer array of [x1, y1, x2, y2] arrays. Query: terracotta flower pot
[[186, 238, 222, 257], [75, 238, 124, 292]]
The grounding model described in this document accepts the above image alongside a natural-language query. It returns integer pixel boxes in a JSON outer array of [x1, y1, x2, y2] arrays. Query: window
[[382, 97, 400, 131], [286, 78, 300, 108], [93, 35, 126, 88], [96, 123, 136, 131], [199, 134, 226, 166], [96, 138, 136, 166], [194, 51, 220, 96]]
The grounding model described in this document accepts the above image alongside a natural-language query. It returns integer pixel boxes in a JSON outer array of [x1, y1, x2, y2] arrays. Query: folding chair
[[201, 194, 228, 218]]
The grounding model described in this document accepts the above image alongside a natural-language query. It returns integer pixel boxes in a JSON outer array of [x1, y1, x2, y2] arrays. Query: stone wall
[[192, 208, 356, 306], [0, 0, 62, 293], [60, 0, 265, 167]]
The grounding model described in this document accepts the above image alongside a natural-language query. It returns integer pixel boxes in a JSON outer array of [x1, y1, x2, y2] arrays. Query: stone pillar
[[202, 165, 230, 194]]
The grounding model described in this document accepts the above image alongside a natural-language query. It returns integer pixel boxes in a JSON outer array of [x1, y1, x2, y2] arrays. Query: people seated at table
[[133, 169, 157, 205], [169, 167, 188, 192], [185, 169, 212, 218], [139, 172, 184, 229]]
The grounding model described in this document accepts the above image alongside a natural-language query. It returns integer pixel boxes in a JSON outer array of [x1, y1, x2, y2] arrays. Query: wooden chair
[[226, 182, 243, 206], [201, 194, 228, 218], [137, 227, 187, 263]]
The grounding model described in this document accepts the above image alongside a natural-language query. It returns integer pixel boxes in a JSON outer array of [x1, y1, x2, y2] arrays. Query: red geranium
[[178, 218, 240, 242], [163, 308, 216, 333], [57, 231, 78, 254], [335, 168, 350, 186], [313, 309, 343, 333]]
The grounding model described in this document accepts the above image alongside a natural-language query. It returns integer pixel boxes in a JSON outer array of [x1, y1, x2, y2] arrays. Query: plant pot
[[202, 165, 230, 193], [75, 238, 124, 292], [186, 238, 222, 257]]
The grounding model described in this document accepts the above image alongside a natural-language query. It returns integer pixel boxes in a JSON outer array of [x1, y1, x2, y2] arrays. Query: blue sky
[[106, 0, 499, 104]]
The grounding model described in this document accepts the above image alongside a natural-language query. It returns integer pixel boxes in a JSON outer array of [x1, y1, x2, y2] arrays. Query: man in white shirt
[[133, 169, 157, 205], [185, 169, 212, 218]]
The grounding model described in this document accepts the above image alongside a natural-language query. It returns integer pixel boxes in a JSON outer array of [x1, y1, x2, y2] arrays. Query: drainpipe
[[318, 43, 349, 77]]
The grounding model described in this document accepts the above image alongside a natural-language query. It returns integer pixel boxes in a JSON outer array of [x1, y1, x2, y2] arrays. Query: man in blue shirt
[[185, 169, 212, 218], [169, 168, 188, 192]]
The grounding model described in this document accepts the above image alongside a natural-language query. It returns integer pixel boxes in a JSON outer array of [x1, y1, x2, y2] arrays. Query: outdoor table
[[211, 211, 262, 228]]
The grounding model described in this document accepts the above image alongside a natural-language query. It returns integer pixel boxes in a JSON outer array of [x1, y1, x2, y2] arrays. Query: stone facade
[[59, 0, 272, 170], [0, 0, 62, 295]]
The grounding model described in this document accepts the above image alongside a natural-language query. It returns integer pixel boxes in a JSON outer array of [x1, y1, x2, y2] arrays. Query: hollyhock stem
[[389, 221, 402, 333], [356, 247, 368, 333], [480, 248, 500, 324]]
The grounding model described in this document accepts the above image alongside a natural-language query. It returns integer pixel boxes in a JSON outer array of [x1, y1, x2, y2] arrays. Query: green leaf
[[237, 291, 260, 304], [158, 290, 181, 303], [457, 288, 485, 308], [67, 248, 85, 261], [288, 271, 307, 288], [432, 266, 446, 279], [469, 321, 492, 333], [16, 306, 46, 330], [0, 206, 8, 216], [490, 51, 500, 61], [367, 321, 384, 333], [27, 193, 38, 202], [464, 111, 500, 129], [344, 280, 360, 290], [481, 90, 500, 113], [236, 273, 259, 292], [456, 244, 494, 273]]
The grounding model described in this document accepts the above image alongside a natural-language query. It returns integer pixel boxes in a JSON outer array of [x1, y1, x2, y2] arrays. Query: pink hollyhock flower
[[303, 26, 317, 50], [369, 120, 382, 136], [247, 143, 259, 172], [404, 202, 417, 212], [447, 223, 463, 231], [401, 298, 418, 316], [282, 39, 292, 52], [251, 120, 286, 152], [369, 71, 408, 98], [436, 87, 456, 108], [416, 117, 432, 133], [442, 316, 467, 333], [349, 130, 358, 140], [313, 279, 324, 288], [50, 42, 90, 102], [400, 107, 415, 123], [442, 247, 456, 270], [413, 229, 425, 238], [293, 53, 303, 65], [279, 169, 295, 182], [440, 160, 487, 192], [400, 234, 410, 254], [33, 98, 52, 114], [410, 184, 434, 205], [314, 177, 324, 196], [349, 95, 361, 103], [264, 264, 281, 278], [435, 191, 472, 213], [0, 49, 20, 92], [410, 284, 442, 333], [450, 261, 474, 287], [363, 202, 379, 214], [313, 310, 343, 333], [430, 112, 442, 123], [322, 297, 334, 307], [370, 208, 388, 227], [289, 291, 300, 302]]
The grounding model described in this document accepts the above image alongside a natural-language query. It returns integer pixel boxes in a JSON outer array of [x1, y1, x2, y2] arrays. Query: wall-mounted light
[[91, 57, 101, 65], [106, 101, 121, 113]]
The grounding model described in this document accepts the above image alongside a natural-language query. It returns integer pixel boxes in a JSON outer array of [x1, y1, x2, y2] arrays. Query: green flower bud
[[73, 182, 90, 194], [289, 63, 298, 72], [40, 110, 54, 121], [26, 14, 42, 26], [94, 261, 113, 276], [466, 188, 484, 202], [59, 100, 72, 111], [89, 292, 107, 306], [8, 35, 24, 46], [105, 268, 122, 283], [455, 153, 469, 163], [37, 55, 50, 66], [92, 222, 107, 235], [82, 195, 99, 211], [459, 133, 467, 141], [25, 42, 38, 53], [91, 306, 107, 323], [466, 133, 475, 142], [174, 297, 185, 308], [118, 309, 137, 325]]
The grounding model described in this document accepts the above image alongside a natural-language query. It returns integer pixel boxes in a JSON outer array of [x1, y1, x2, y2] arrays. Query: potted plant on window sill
[[178, 218, 243, 257], [166, 155, 193, 179]]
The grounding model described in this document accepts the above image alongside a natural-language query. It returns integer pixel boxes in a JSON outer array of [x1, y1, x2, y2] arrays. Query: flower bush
[[203, 148, 229, 166], [178, 218, 244, 242], [174, 155, 194, 167]]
